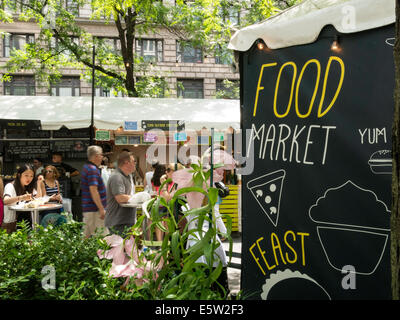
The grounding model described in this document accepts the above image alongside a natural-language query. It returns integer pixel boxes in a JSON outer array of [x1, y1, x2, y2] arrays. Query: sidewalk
[[222, 232, 242, 296]]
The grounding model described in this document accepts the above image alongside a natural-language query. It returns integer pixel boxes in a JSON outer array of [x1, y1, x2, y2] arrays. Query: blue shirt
[[80, 162, 107, 212]]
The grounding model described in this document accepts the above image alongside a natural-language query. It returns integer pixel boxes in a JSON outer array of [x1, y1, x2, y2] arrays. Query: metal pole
[[90, 45, 95, 145], [210, 128, 214, 187], [209, 128, 214, 229]]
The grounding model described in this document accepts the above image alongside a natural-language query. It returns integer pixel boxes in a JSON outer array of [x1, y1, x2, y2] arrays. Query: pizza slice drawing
[[247, 169, 286, 227]]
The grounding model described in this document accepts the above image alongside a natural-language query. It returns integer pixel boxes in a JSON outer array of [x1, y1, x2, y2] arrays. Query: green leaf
[[171, 230, 181, 267]]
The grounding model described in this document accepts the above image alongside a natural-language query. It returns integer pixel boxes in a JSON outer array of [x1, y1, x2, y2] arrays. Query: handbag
[[215, 181, 230, 198]]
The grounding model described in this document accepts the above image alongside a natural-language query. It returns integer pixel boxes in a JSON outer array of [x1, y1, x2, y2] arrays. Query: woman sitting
[[2, 164, 43, 233], [38, 165, 63, 220]]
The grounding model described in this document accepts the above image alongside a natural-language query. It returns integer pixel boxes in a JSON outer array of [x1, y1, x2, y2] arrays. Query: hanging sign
[[143, 132, 158, 143], [0, 119, 41, 130], [173, 132, 187, 142], [128, 135, 141, 145], [95, 130, 111, 141], [115, 136, 128, 145], [141, 120, 185, 131], [213, 132, 225, 142], [124, 121, 138, 131], [198, 135, 210, 145]]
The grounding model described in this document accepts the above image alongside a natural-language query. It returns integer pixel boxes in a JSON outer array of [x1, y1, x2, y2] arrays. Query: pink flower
[[98, 234, 162, 284], [172, 148, 236, 209], [97, 234, 128, 265]]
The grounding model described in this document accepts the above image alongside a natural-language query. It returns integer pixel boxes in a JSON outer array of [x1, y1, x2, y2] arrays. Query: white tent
[[228, 0, 395, 51], [0, 96, 240, 131]]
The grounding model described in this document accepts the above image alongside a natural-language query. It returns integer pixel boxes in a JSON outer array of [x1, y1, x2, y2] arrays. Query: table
[[9, 203, 63, 229]]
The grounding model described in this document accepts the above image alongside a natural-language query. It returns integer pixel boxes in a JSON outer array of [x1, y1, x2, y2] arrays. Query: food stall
[[0, 96, 241, 229]]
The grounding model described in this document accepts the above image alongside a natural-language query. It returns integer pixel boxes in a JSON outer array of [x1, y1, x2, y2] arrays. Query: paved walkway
[[222, 232, 242, 296]]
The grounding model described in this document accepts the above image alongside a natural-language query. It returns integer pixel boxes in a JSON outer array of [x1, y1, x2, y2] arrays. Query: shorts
[[83, 211, 109, 238]]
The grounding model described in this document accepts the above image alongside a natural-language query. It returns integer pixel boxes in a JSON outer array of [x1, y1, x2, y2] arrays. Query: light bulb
[[331, 36, 340, 51]]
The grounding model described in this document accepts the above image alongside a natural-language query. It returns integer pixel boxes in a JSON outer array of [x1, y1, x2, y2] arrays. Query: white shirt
[[3, 182, 37, 223], [144, 171, 154, 193], [130, 174, 136, 197], [185, 204, 228, 267], [3, 183, 17, 223]]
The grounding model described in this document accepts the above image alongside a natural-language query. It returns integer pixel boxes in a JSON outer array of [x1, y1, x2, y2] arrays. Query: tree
[[392, 0, 400, 301], [0, 0, 297, 97]]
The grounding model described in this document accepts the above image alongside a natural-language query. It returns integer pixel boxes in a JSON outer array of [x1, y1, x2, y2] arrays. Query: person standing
[[51, 151, 79, 201], [143, 160, 158, 193], [32, 158, 44, 177], [105, 151, 137, 237], [80, 146, 107, 238], [51, 152, 79, 178]]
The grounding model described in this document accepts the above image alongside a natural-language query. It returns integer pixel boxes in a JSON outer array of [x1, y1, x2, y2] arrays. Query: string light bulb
[[331, 35, 340, 51], [256, 39, 265, 50]]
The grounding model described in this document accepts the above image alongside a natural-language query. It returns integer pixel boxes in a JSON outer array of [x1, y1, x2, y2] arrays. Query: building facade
[[0, 2, 240, 99]]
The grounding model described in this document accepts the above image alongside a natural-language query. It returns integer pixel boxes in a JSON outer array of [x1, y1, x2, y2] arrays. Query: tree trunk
[[114, 6, 138, 97], [392, 0, 400, 301]]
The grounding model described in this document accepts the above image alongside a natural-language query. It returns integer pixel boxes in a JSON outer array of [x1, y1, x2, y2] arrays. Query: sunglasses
[[45, 170, 53, 173]]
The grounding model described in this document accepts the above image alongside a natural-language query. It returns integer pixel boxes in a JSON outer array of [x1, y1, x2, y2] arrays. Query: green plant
[[98, 148, 237, 300], [0, 149, 237, 300], [0, 220, 123, 300]]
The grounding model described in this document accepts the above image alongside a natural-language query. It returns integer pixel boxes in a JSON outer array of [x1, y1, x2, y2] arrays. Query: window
[[135, 39, 163, 62], [50, 36, 79, 58], [135, 76, 167, 98], [96, 37, 121, 54], [4, 75, 35, 96], [3, 34, 35, 58], [51, 77, 80, 96], [216, 79, 239, 99], [65, 0, 79, 16], [95, 87, 125, 97], [177, 79, 203, 99], [221, 6, 240, 25], [1, 0, 30, 12], [95, 87, 111, 97], [176, 41, 202, 63], [215, 51, 234, 65]]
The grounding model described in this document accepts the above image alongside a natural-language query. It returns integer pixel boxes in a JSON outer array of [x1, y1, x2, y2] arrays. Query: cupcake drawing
[[308, 180, 390, 275]]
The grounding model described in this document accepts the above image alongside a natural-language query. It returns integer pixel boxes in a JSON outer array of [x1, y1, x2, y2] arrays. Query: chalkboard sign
[[53, 126, 90, 138], [240, 25, 394, 299], [51, 140, 89, 159], [0, 119, 41, 130], [4, 140, 51, 162], [28, 130, 51, 139]]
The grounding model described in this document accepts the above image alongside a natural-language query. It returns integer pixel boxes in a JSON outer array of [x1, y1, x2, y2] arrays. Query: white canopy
[[228, 0, 395, 51], [0, 96, 240, 131]]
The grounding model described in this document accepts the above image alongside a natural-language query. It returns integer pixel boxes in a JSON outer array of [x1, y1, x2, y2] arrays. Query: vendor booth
[[0, 96, 241, 229], [229, 0, 395, 299]]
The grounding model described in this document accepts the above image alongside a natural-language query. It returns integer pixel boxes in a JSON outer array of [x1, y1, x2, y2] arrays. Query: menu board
[[53, 126, 90, 138], [239, 25, 394, 299], [4, 140, 51, 161], [51, 140, 89, 159]]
